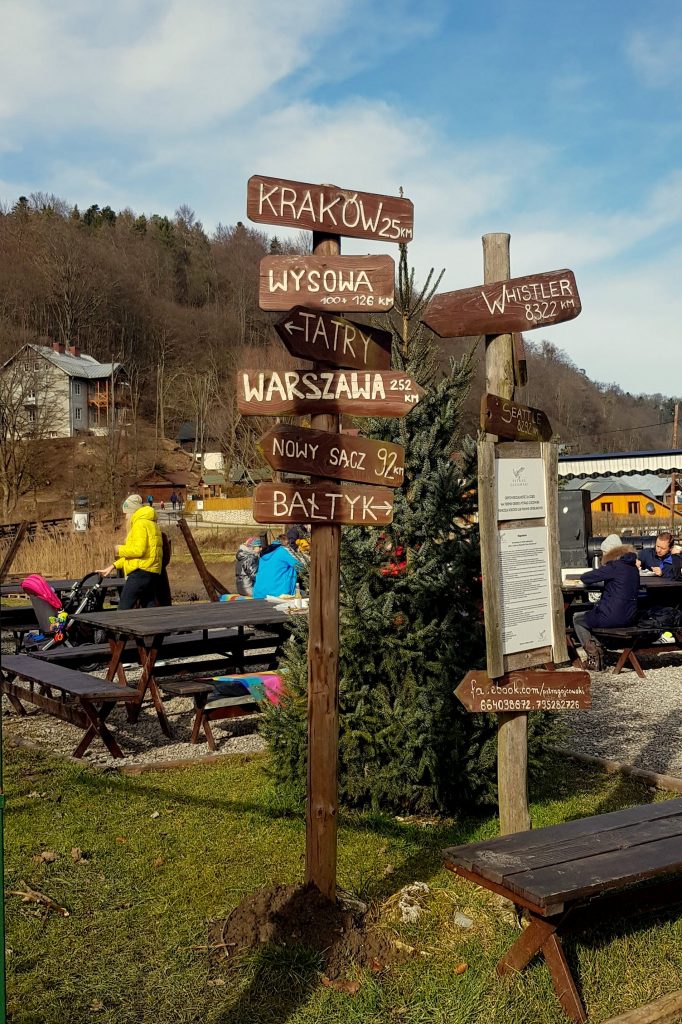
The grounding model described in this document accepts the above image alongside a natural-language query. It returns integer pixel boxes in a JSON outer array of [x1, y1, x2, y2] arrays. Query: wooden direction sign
[[274, 306, 392, 371], [248, 174, 414, 243], [422, 269, 581, 337], [238, 369, 425, 417], [455, 669, 591, 713], [259, 425, 404, 487], [260, 255, 395, 312], [481, 393, 552, 442], [253, 482, 393, 526]]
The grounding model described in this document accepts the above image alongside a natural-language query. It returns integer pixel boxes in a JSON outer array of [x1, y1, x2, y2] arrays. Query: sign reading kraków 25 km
[[274, 307, 392, 371], [259, 425, 405, 488], [422, 269, 581, 337], [259, 255, 394, 312], [237, 369, 424, 417], [247, 175, 414, 243]]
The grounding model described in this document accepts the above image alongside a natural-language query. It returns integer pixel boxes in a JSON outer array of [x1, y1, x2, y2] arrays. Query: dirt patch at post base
[[210, 882, 397, 979]]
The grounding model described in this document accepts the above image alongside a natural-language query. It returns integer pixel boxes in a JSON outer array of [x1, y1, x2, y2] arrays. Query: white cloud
[[625, 26, 682, 88]]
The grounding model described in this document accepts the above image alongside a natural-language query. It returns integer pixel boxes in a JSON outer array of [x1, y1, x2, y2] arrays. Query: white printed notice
[[496, 458, 546, 520], [499, 527, 553, 654]]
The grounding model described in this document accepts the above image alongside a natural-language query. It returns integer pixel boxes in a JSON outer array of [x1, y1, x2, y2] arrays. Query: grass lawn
[[4, 744, 680, 1024]]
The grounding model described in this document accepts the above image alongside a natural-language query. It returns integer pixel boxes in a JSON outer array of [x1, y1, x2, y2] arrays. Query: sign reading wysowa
[[237, 369, 424, 417], [247, 175, 414, 243], [253, 483, 394, 525], [422, 270, 581, 337], [259, 425, 404, 487], [275, 307, 392, 371], [259, 255, 394, 312]]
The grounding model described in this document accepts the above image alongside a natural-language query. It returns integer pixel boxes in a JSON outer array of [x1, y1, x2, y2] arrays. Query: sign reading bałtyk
[[253, 483, 394, 525]]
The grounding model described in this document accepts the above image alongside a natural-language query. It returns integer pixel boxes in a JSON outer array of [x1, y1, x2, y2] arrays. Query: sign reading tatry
[[422, 269, 581, 337], [247, 175, 414, 242], [274, 307, 392, 371], [259, 425, 404, 487], [253, 483, 394, 525], [237, 370, 425, 417], [259, 255, 394, 312]]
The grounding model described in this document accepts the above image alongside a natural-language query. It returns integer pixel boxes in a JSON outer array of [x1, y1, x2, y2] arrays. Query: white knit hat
[[600, 533, 622, 554], [122, 493, 144, 513]]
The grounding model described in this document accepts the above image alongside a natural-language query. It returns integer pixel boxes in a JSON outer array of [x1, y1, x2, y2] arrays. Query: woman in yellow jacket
[[98, 494, 163, 610]]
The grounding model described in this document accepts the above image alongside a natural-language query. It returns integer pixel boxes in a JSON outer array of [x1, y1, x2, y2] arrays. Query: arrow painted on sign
[[274, 306, 392, 371]]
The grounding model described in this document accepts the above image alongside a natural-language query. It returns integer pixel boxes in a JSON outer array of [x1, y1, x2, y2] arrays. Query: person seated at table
[[572, 534, 640, 671], [252, 534, 301, 600], [97, 494, 163, 610], [636, 532, 682, 579], [235, 536, 262, 597]]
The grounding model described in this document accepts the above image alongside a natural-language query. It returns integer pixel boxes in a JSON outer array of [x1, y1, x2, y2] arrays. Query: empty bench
[[444, 798, 682, 1023], [1, 654, 139, 759], [159, 679, 259, 750], [591, 626, 682, 677]]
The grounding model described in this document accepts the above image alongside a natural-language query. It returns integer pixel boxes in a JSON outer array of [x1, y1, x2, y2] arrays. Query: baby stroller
[[20, 572, 109, 651]]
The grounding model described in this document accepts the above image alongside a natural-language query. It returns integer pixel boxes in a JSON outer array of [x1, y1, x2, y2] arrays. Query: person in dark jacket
[[637, 532, 682, 579], [572, 534, 640, 671]]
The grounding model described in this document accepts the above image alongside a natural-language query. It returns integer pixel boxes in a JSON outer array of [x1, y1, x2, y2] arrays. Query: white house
[[1, 341, 128, 438]]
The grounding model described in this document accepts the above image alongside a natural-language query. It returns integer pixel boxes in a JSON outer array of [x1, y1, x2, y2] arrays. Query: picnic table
[[74, 601, 290, 737], [444, 798, 682, 1023]]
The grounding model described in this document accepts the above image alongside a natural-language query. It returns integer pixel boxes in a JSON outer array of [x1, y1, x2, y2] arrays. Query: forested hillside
[[1, 193, 678, 464]]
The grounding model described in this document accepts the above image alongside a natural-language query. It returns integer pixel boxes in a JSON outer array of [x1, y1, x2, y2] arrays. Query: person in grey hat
[[572, 536, 640, 671]]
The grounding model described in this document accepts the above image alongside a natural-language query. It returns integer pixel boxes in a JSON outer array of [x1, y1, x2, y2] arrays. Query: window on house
[[627, 501, 640, 515], [24, 361, 30, 371], [74, 381, 81, 395], [26, 389, 35, 400], [75, 408, 82, 421], [27, 408, 36, 422], [600, 502, 613, 512]]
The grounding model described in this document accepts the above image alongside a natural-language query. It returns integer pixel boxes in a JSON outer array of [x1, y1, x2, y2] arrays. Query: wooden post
[[671, 402, 679, 529], [305, 230, 342, 901], [0, 521, 29, 583], [176, 517, 229, 601], [482, 233, 532, 835]]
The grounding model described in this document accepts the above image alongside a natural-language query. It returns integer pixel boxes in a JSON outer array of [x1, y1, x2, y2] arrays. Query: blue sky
[[1, 0, 681, 396]]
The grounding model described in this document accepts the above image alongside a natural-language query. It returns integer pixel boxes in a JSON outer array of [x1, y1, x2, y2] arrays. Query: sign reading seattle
[[275, 307, 392, 371], [422, 269, 581, 337], [238, 370, 424, 417], [247, 175, 414, 243], [253, 483, 394, 526], [260, 425, 404, 488], [259, 255, 394, 312]]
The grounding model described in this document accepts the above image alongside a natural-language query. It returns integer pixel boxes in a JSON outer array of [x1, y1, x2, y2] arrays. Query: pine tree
[[261, 246, 558, 814]]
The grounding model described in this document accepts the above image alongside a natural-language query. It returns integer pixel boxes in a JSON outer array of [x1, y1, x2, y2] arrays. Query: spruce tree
[[261, 246, 557, 815]]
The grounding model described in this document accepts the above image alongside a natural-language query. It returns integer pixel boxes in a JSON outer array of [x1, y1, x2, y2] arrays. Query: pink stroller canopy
[[20, 574, 62, 610]]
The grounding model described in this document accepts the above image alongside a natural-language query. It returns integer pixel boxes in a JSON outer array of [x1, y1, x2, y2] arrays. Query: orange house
[[590, 489, 681, 520]]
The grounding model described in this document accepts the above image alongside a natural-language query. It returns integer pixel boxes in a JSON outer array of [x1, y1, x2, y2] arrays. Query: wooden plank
[[1, 680, 89, 728], [422, 269, 581, 337], [480, 393, 552, 442], [1, 655, 139, 700], [247, 174, 413, 243], [259, 425, 405, 488], [259, 254, 394, 312], [253, 482, 393, 526], [455, 669, 591, 713], [601, 989, 682, 1024], [238, 369, 424, 417], [274, 307, 392, 371], [177, 517, 227, 600], [544, 441, 569, 665], [75, 600, 289, 636]]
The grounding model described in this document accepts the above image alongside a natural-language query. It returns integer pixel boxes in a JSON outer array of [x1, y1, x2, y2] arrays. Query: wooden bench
[[1, 654, 140, 759], [444, 799, 682, 1023], [159, 679, 259, 750], [591, 626, 682, 677]]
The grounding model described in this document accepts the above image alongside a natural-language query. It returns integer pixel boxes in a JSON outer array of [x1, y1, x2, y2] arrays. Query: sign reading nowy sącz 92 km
[[274, 307, 392, 372], [259, 255, 394, 312], [247, 175, 414, 243], [422, 269, 581, 337], [253, 482, 394, 526], [259, 425, 405, 488], [238, 369, 425, 417]]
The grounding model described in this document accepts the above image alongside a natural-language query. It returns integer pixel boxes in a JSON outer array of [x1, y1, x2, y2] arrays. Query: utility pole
[[671, 402, 680, 529]]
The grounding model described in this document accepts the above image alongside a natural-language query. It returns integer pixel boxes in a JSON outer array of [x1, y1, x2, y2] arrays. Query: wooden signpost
[[456, 669, 591, 713], [237, 369, 424, 417], [243, 174, 417, 901], [253, 482, 394, 526], [421, 269, 581, 337], [481, 394, 552, 442], [248, 174, 414, 242], [274, 307, 392, 371], [259, 254, 395, 311], [259, 425, 404, 487]]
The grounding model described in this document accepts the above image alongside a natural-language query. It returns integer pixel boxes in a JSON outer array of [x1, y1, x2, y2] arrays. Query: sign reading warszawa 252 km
[[253, 483, 394, 526], [259, 425, 405, 488], [238, 370, 425, 417], [422, 269, 581, 337], [259, 255, 394, 312], [247, 175, 414, 243], [275, 307, 392, 371]]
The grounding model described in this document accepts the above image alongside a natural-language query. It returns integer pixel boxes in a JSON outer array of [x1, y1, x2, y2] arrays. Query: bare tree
[[0, 359, 54, 517]]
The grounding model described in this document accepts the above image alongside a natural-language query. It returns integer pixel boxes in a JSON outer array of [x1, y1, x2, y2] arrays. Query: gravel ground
[[558, 650, 682, 778]]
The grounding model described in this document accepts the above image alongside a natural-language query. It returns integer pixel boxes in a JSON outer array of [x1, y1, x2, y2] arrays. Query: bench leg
[[132, 638, 172, 738], [497, 914, 558, 974], [72, 701, 124, 759], [628, 650, 645, 678]]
